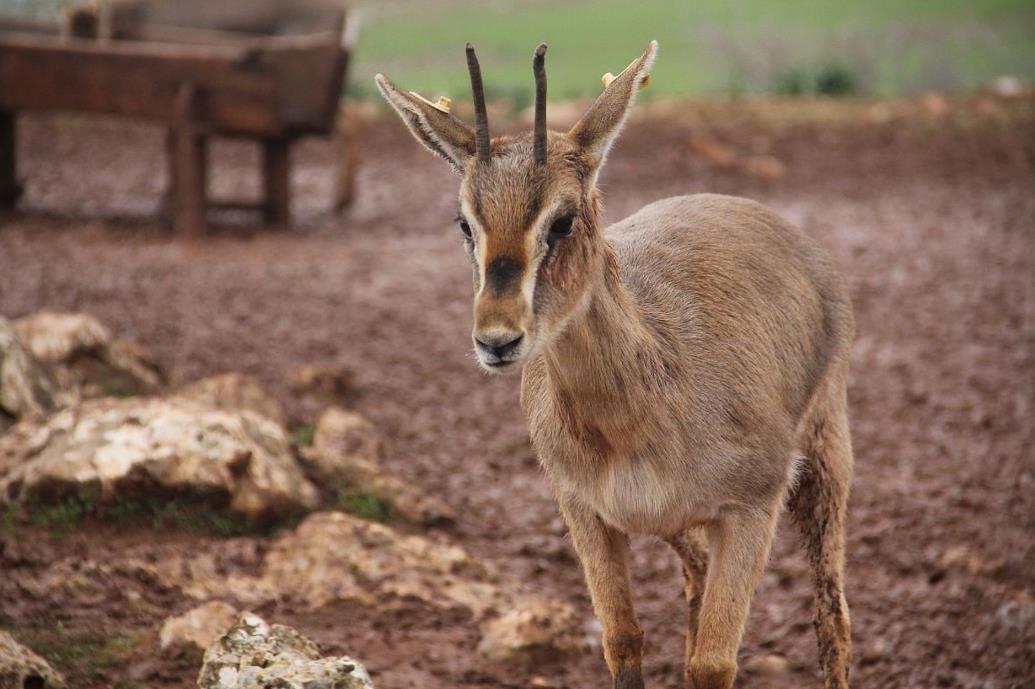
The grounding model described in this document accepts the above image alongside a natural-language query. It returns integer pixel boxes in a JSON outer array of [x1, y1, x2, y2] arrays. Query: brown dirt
[[1, 96, 1034, 689]]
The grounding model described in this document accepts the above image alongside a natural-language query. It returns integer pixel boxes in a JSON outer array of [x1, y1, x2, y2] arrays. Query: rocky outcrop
[[197, 613, 374, 689], [0, 630, 67, 689], [159, 601, 240, 655], [301, 406, 455, 526], [262, 511, 498, 612], [477, 597, 585, 661], [0, 316, 58, 429], [0, 397, 319, 519], [12, 311, 164, 401], [179, 373, 285, 427]]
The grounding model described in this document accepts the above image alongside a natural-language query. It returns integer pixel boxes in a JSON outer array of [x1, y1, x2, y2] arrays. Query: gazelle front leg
[[690, 502, 781, 689], [559, 494, 644, 689]]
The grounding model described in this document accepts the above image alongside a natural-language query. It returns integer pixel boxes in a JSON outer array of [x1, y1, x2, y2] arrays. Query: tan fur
[[378, 41, 854, 689]]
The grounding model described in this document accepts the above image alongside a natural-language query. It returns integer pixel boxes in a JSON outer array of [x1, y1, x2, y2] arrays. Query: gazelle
[[377, 41, 854, 689]]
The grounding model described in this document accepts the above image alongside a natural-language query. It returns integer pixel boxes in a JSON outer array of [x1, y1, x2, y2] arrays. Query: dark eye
[[457, 217, 472, 240], [548, 213, 575, 243]]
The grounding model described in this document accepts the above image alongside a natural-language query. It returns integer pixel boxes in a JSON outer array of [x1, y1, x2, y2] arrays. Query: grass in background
[[348, 0, 1035, 101], [1, 0, 1031, 100]]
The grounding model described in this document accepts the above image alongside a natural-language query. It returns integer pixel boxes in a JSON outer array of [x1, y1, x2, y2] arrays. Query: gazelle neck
[[540, 233, 660, 421]]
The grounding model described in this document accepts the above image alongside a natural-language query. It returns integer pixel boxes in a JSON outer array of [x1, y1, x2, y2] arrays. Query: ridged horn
[[465, 42, 491, 164], [533, 43, 548, 165]]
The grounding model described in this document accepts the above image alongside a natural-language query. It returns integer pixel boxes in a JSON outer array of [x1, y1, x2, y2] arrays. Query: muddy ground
[[1, 96, 1033, 688]]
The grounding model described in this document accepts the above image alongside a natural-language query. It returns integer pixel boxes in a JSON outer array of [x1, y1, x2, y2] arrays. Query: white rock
[[478, 597, 585, 661], [300, 406, 455, 525], [0, 396, 319, 519], [12, 311, 164, 400], [196, 613, 375, 689], [159, 601, 240, 654], [0, 315, 59, 426]]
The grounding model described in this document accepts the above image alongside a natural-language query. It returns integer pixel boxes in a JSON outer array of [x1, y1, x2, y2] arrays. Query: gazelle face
[[376, 40, 657, 373], [458, 136, 597, 372]]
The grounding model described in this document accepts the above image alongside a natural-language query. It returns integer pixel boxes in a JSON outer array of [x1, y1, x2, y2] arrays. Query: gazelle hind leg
[[667, 529, 708, 670], [789, 386, 854, 689]]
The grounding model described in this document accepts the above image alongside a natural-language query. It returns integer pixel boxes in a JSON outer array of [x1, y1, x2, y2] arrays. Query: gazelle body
[[378, 41, 854, 689]]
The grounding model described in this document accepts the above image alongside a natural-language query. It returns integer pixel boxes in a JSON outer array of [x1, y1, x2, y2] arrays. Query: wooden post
[[262, 138, 290, 226], [334, 106, 359, 212], [169, 83, 207, 236], [0, 110, 21, 208]]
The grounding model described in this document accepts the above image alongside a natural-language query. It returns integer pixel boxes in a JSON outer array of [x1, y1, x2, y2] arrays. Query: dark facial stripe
[[486, 255, 523, 296]]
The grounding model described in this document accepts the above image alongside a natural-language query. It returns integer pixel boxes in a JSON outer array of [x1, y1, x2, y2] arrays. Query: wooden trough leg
[[0, 110, 22, 209], [262, 138, 290, 226], [169, 84, 207, 237], [334, 108, 360, 212]]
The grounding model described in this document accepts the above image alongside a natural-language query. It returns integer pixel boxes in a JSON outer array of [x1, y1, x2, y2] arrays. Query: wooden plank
[[0, 35, 283, 135], [0, 110, 19, 207], [262, 138, 290, 225]]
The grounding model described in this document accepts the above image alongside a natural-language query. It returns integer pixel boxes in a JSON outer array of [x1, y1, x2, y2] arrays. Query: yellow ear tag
[[408, 91, 452, 114], [600, 70, 651, 90]]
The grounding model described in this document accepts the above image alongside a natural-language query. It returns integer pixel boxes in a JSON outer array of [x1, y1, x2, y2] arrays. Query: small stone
[[740, 155, 787, 182], [300, 407, 455, 526], [159, 601, 240, 654], [742, 653, 790, 676], [687, 135, 737, 168], [478, 597, 585, 661], [0, 630, 67, 689]]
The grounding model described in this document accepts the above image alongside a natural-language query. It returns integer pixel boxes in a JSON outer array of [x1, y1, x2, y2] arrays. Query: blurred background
[[7, 0, 1035, 100], [0, 2, 1032, 689]]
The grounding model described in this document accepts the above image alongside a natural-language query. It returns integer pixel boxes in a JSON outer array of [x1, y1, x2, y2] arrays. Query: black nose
[[475, 333, 524, 360]]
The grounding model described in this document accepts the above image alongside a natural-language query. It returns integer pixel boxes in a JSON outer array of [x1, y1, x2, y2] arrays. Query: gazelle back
[[378, 41, 855, 689]]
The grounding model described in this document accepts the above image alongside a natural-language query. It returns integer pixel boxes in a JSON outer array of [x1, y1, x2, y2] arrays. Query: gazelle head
[[376, 41, 657, 373]]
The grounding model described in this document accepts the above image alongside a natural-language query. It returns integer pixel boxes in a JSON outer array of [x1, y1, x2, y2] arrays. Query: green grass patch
[[292, 423, 315, 446], [6, 625, 140, 684], [347, 0, 1035, 101], [335, 488, 391, 523], [7, 491, 269, 539]]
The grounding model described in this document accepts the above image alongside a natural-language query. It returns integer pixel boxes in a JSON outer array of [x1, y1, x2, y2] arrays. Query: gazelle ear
[[569, 40, 657, 176], [375, 73, 476, 173]]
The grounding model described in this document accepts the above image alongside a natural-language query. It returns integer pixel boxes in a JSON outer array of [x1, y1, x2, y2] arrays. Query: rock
[[0, 316, 59, 427], [310, 406, 382, 463], [478, 597, 585, 661], [742, 653, 791, 676], [985, 75, 1030, 98], [301, 406, 455, 526], [0, 630, 67, 689], [179, 373, 285, 427], [197, 613, 374, 689], [288, 363, 353, 408], [262, 511, 502, 613], [687, 135, 737, 168], [12, 311, 164, 401], [740, 154, 787, 182], [159, 601, 240, 655], [0, 396, 319, 519]]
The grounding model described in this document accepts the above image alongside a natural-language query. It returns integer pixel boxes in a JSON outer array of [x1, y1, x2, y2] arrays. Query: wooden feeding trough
[[0, 0, 355, 234]]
